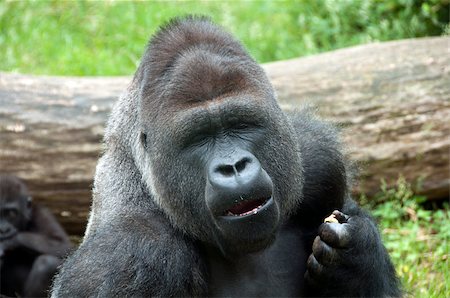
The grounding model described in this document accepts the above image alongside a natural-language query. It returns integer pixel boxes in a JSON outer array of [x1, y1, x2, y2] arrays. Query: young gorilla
[[0, 175, 72, 297], [52, 17, 400, 297]]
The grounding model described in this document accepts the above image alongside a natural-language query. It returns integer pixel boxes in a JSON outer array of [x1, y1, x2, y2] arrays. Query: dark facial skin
[[174, 100, 280, 254]]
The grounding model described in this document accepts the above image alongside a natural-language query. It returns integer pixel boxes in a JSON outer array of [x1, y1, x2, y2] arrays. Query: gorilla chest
[[206, 226, 307, 296]]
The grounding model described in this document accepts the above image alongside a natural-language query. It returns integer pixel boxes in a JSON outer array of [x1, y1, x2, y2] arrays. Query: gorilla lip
[[224, 197, 270, 217]]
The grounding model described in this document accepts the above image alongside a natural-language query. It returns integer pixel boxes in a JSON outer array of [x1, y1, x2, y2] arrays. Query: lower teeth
[[226, 204, 263, 216]]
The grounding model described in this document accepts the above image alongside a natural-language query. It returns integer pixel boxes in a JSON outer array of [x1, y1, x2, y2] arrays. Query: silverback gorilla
[[52, 16, 400, 297], [0, 175, 72, 297]]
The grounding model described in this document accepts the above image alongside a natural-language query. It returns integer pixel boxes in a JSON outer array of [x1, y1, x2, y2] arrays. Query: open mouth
[[223, 197, 271, 217]]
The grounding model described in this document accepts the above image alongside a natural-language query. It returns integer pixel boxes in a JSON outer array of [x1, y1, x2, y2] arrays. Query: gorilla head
[[0, 175, 32, 241], [134, 17, 304, 254]]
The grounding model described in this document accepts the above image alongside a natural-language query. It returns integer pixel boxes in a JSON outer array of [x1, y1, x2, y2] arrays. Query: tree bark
[[1, 37, 448, 235]]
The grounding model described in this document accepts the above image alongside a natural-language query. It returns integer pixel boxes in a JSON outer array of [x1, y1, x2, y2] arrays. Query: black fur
[[52, 16, 400, 297]]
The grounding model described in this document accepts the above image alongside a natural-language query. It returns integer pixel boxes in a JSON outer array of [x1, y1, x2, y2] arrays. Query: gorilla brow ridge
[[162, 51, 251, 103]]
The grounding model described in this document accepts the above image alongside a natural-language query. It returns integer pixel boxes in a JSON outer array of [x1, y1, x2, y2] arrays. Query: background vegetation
[[363, 179, 449, 297], [1, 0, 449, 297], [0, 0, 448, 75]]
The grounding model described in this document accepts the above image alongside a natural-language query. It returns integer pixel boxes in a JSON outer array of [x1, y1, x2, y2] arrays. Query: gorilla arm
[[14, 205, 72, 258], [291, 110, 400, 296]]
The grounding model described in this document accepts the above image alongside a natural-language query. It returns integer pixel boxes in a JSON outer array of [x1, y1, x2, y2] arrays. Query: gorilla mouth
[[224, 197, 270, 217]]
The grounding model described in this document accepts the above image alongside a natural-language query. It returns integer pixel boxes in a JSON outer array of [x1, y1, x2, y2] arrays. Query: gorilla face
[[140, 93, 303, 255], [0, 175, 32, 241], [142, 99, 302, 254], [137, 19, 303, 255]]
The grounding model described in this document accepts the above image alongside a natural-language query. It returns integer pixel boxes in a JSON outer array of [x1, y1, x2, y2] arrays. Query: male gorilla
[[0, 175, 72, 297], [52, 16, 400, 297]]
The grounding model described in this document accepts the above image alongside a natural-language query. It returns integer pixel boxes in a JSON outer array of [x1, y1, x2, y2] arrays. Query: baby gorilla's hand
[[0, 235, 19, 257]]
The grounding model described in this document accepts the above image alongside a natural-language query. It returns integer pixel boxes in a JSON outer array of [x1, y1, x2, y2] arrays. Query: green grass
[[366, 178, 449, 297], [0, 0, 448, 75]]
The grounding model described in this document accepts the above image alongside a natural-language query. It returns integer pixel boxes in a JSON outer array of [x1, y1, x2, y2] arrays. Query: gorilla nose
[[209, 155, 260, 189], [206, 151, 274, 217]]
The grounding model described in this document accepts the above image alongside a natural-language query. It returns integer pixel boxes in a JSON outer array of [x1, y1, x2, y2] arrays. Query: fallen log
[[1, 37, 448, 235], [264, 36, 449, 201]]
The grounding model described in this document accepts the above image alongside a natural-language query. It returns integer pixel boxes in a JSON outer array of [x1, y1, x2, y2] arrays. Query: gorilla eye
[[231, 122, 252, 130], [235, 123, 249, 129], [186, 133, 210, 148]]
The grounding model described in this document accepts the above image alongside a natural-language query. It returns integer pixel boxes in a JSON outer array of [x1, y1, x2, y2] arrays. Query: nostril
[[235, 157, 251, 173], [215, 164, 235, 176]]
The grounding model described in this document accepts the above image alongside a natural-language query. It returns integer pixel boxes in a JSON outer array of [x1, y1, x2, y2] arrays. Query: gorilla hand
[[0, 235, 19, 257], [305, 210, 387, 295]]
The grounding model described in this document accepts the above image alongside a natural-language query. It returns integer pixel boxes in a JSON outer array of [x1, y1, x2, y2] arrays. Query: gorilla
[[52, 16, 400, 297], [0, 175, 72, 297]]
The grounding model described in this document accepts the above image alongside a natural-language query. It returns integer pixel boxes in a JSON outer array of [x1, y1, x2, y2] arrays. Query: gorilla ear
[[140, 132, 148, 150]]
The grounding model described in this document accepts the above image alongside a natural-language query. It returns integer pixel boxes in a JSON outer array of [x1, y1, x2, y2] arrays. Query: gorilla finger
[[306, 254, 326, 280], [304, 270, 320, 288], [318, 223, 351, 248], [312, 236, 340, 266], [331, 210, 349, 223]]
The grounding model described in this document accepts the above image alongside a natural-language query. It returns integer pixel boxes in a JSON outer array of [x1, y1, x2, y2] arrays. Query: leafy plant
[[367, 178, 449, 297]]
